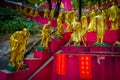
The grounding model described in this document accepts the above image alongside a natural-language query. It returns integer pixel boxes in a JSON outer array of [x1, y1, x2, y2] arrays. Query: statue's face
[[23, 28, 28, 36]]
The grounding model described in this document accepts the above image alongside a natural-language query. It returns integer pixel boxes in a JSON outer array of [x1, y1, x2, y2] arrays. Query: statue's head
[[48, 21, 51, 25], [23, 28, 29, 36], [97, 9, 101, 15]]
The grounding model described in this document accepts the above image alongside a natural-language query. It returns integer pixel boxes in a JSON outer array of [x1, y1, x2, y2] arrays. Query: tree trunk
[[54, 0, 62, 19], [79, 0, 82, 21], [47, 0, 52, 11]]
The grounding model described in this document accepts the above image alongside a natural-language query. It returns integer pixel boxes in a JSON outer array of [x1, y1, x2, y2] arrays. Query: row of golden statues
[[16, 6, 39, 17], [8, 3, 120, 71]]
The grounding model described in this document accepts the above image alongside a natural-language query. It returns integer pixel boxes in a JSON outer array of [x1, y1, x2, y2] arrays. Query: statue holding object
[[8, 28, 30, 71]]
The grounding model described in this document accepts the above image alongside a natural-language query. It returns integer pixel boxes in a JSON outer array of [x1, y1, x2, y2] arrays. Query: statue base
[[93, 42, 110, 47], [36, 46, 50, 51], [6, 64, 27, 72], [91, 42, 111, 52], [6, 64, 16, 72], [54, 35, 61, 38], [36, 46, 44, 51]]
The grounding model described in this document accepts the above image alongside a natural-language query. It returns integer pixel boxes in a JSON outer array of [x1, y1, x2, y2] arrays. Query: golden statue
[[102, 10, 108, 30], [57, 18, 62, 25], [23, 7, 28, 15], [56, 22, 64, 37], [60, 2, 64, 9], [95, 11, 105, 43], [34, 10, 39, 17], [81, 29, 87, 46], [88, 10, 96, 32], [81, 13, 88, 31], [28, 8, 34, 16], [16, 6, 22, 12], [113, 41, 120, 46], [71, 10, 77, 23], [69, 22, 81, 45], [108, 2, 119, 30], [50, 8, 55, 18], [9, 28, 30, 67], [65, 21, 73, 32], [40, 22, 51, 48], [57, 12, 63, 24], [44, 9, 49, 18], [65, 11, 71, 24], [58, 11, 64, 23], [81, 13, 88, 46]]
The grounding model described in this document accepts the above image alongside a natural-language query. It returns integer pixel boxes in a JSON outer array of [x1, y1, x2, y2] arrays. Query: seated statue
[[40, 22, 51, 48], [9, 28, 30, 67]]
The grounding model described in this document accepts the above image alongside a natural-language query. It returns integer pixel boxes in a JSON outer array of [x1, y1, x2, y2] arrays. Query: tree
[[28, 0, 43, 5]]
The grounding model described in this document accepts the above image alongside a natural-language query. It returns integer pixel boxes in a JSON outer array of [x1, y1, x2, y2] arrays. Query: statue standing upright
[[9, 28, 30, 70], [108, 2, 119, 30]]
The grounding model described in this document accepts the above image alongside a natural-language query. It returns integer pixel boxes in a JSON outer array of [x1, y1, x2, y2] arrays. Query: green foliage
[[0, 7, 17, 22], [72, 0, 79, 9], [0, 7, 39, 35], [27, 0, 44, 5]]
